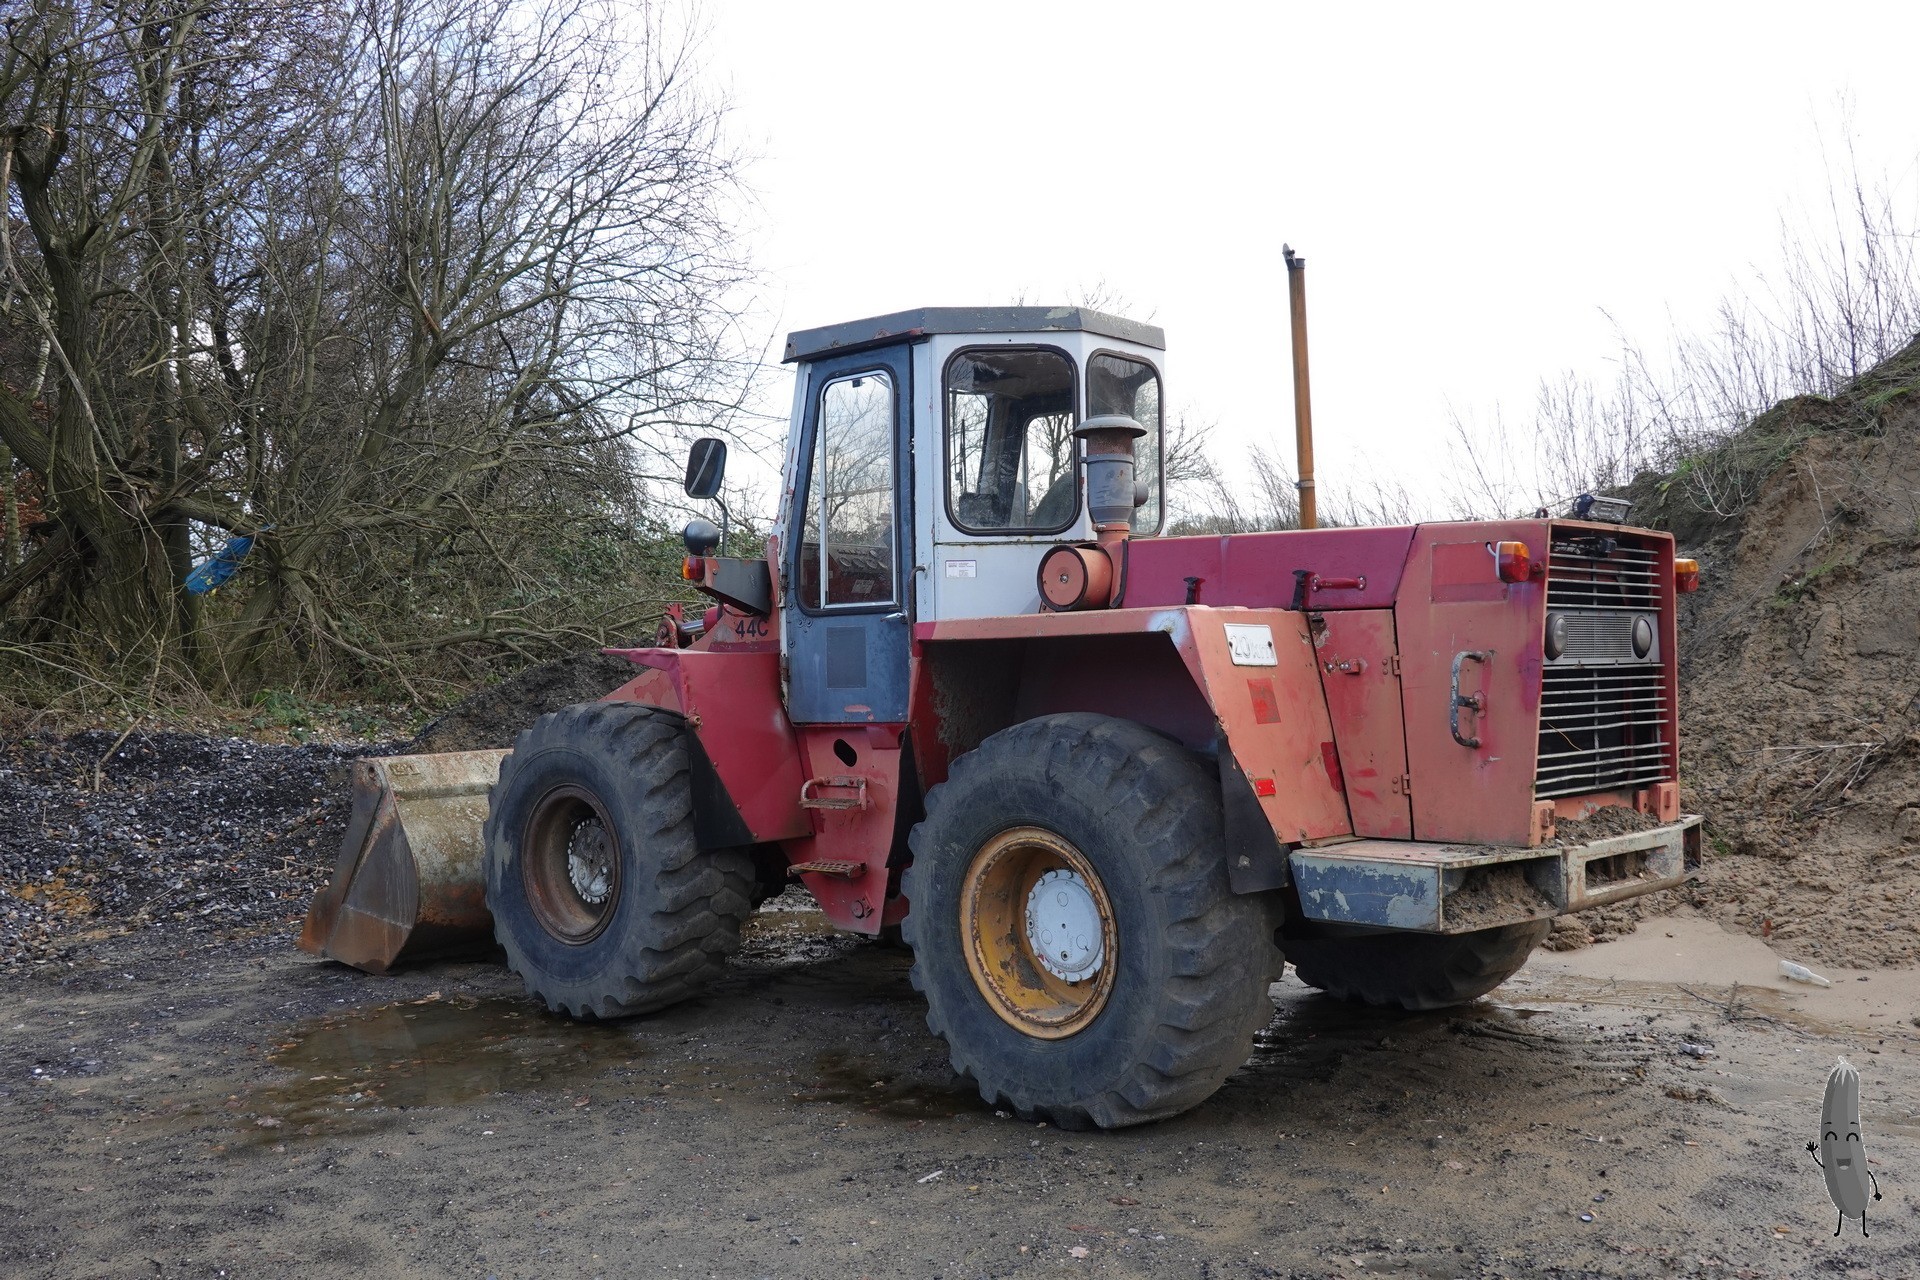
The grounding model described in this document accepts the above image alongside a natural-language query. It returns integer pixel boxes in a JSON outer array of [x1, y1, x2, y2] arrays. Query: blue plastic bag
[[184, 533, 258, 595]]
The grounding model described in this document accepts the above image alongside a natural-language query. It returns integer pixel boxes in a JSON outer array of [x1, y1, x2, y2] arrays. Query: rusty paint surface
[[1291, 814, 1700, 934], [1173, 609, 1352, 843], [298, 751, 508, 973], [783, 724, 907, 935], [1393, 521, 1551, 846], [1311, 609, 1414, 839]]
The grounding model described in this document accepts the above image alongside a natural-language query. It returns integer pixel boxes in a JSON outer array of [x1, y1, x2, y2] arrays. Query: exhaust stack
[[1284, 245, 1317, 530], [1036, 414, 1146, 610]]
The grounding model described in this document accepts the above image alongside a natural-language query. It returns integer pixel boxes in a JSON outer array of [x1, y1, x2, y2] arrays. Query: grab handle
[[1450, 650, 1490, 748]]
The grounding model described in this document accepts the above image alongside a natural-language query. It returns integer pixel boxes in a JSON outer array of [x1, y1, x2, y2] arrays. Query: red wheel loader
[[301, 305, 1703, 1129]]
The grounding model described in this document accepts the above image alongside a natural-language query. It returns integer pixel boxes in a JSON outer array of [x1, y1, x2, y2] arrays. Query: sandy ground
[[1, 905, 1914, 1280]]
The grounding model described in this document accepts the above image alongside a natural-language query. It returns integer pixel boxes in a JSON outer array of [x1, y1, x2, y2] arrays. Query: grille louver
[[1536, 534, 1673, 800]]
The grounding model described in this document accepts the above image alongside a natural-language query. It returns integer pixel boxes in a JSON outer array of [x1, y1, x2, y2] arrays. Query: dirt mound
[[0, 731, 372, 969], [409, 650, 641, 752], [1567, 338, 1920, 966]]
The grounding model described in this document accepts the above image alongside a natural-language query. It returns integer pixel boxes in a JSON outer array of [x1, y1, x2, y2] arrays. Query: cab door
[[783, 346, 913, 723]]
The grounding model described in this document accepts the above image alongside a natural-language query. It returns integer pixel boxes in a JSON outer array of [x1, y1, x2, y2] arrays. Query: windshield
[[945, 347, 1078, 533]]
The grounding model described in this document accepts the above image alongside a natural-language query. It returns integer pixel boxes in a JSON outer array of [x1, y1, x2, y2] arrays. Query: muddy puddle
[[1498, 970, 1873, 1039], [221, 993, 646, 1147], [217, 982, 981, 1148]]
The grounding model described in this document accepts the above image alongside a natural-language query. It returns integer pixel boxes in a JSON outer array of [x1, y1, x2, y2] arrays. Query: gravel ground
[[1, 728, 1916, 1278], [0, 731, 378, 972], [2, 911, 1914, 1279]]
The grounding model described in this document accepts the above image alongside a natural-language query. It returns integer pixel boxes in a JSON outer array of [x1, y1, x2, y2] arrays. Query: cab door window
[[797, 371, 896, 609]]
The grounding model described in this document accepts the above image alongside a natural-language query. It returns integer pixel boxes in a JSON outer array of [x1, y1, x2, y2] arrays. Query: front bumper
[[1289, 816, 1702, 935]]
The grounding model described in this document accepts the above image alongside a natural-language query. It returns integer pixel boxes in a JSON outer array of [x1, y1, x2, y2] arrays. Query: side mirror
[[684, 437, 728, 500]]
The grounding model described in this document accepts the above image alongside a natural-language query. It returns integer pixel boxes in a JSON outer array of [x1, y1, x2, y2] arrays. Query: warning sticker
[[944, 560, 977, 579]]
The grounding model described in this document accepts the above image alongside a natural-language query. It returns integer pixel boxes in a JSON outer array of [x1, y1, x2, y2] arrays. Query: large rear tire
[[902, 714, 1281, 1129], [1286, 920, 1550, 1011], [483, 702, 753, 1018]]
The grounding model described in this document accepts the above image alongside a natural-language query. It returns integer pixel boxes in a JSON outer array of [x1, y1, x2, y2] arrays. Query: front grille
[[1536, 665, 1670, 798], [1535, 532, 1673, 800], [1546, 542, 1661, 611]]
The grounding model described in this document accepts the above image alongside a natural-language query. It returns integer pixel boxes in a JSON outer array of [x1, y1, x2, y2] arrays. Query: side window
[[1087, 353, 1163, 533], [946, 348, 1078, 532], [797, 371, 896, 609]]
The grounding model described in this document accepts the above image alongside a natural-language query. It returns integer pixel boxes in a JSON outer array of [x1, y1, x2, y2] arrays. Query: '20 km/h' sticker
[[1224, 624, 1277, 667]]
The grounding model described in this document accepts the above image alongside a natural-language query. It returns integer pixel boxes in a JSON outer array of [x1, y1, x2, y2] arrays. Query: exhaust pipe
[[1035, 414, 1147, 610], [1284, 244, 1317, 530]]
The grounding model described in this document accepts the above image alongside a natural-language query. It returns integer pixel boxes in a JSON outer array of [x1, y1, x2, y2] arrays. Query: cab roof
[[782, 306, 1166, 364]]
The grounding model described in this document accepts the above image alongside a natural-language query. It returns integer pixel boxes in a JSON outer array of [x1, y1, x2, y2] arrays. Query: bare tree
[[1, 0, 749, 694]]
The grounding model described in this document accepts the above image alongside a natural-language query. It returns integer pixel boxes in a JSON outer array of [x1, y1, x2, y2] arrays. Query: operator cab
[[779, 306, 1167, 637], [680, 307, 1167, 725]]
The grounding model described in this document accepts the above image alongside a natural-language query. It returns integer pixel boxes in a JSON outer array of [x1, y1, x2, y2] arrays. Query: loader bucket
[[298, 750, 510, 973]]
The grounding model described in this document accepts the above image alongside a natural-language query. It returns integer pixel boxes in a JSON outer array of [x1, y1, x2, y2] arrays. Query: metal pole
[[1283, 244, 1317, 530]]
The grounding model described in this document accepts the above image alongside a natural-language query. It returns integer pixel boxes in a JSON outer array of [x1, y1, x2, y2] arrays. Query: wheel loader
[[302, 304, 1703, 1129]]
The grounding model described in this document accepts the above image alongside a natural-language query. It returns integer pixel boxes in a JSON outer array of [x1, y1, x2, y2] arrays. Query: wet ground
[[1, 900, 1914, 1279]]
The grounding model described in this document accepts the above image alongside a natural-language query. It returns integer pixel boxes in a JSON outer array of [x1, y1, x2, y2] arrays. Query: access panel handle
[[1450, 650, 1490, 749]]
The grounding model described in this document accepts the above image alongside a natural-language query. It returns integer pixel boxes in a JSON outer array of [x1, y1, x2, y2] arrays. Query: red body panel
[[1123, 527, 1417, 611], [1392, 520, 1550, 846], [1311, 610, 1414, 839], [918, 607, 1351, 843], [607, 643, 811, 844]]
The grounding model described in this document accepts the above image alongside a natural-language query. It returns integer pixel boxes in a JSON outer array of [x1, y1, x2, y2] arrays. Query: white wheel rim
[[1025, 868, 1105, 981]]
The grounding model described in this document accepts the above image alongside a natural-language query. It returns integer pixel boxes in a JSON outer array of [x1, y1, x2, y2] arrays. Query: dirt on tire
[[903, 713, 1281, 1129]]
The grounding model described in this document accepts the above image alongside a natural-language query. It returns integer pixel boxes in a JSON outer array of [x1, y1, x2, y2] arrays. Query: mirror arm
[[713, 494, 731, 554]]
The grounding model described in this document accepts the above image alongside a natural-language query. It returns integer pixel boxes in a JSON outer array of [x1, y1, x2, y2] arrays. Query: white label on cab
[[1224, 623, 1278, 667], [944, 559, 977, 579]]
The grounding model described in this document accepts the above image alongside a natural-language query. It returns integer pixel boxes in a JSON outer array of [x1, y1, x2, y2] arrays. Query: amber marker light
[[1494, 541, 1533, 583], [1674, 558, 1700, 593], [681, 557, 703, 582]]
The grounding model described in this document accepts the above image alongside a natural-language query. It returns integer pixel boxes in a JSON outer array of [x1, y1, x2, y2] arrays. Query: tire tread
[[485, 702, 753, 1019]]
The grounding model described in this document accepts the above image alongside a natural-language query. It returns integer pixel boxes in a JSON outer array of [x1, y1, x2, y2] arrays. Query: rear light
[[1494, 541, 1533, 583], [1674, 558, 1699, 593], [682, 556, 704, 582]]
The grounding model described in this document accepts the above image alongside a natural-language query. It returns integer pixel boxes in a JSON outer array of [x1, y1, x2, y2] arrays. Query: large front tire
[[483, 702, 753, 1019], [902, 714, 1280, 1129], [1286, 920, 1550, 1011]]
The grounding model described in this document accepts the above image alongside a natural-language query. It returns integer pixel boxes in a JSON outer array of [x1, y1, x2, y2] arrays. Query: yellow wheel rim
[[960, 826, 1117, 1039]]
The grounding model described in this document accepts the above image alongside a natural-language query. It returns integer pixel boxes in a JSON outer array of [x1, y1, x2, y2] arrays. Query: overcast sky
[[699, 1, 1920, 519]]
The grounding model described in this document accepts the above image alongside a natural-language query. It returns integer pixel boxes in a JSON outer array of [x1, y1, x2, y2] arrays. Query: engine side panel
[[1310, 609, 1414, 839], [1392, 521, 1549, 846], [1122, 526, 1417, 611]]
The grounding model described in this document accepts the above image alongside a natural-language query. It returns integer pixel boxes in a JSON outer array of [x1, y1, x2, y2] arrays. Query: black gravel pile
[[408, 649, 637, 752], [0, 730, 386, 970]]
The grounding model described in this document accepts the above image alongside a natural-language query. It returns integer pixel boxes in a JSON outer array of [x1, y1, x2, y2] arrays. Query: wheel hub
[[521, 784, 622, 944], [1025, 868, 1103, 981], [567, 819, 614, 905], [959, 826, 1118, 1039]]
